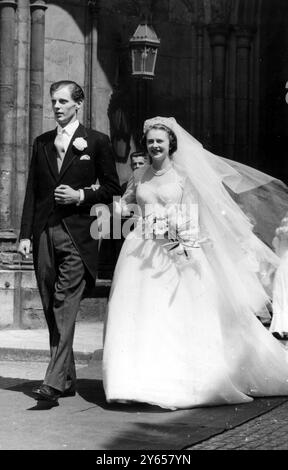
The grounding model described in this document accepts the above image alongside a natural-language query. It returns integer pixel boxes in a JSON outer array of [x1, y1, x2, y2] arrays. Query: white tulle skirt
[[270, 253, 288, 337], [103, 232, 288, 410]]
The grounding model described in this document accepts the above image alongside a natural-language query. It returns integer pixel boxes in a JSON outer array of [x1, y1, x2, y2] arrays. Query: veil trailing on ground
[[143, 117, 288, 319]]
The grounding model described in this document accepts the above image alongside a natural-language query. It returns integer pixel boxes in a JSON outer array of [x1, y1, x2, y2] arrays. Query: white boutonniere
[[73, 137, 88, 152]]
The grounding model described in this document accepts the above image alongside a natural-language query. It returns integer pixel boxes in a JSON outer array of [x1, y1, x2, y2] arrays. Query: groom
[[18, 80, 121, 404]]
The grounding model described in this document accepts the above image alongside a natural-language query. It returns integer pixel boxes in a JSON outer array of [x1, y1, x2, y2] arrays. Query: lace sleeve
[[119, 165, 148, 215]]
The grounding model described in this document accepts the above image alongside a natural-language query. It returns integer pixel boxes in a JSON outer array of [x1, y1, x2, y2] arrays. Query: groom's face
[[51, 85, 81, 127]]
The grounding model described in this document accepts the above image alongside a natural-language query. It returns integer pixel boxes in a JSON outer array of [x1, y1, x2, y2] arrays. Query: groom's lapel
[[43, 129, 59, 182], [59, 124, 88, 179]]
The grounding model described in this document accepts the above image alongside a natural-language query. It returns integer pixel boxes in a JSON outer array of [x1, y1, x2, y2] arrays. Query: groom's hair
[[50, 80, 85, 102]]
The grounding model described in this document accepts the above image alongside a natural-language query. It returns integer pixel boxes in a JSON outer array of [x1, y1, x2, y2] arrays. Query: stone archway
[[175, 0, 262, 163], [257, 0, 288, 180]]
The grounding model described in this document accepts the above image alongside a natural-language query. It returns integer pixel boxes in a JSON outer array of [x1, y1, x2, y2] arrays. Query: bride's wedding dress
[[103, 165, 288, 410]]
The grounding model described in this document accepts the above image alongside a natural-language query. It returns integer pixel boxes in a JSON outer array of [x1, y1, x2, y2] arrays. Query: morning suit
[[20, 123, 121, 392]]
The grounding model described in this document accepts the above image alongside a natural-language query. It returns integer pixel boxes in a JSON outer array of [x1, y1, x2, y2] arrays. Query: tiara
[[143, 116, 177, 134]]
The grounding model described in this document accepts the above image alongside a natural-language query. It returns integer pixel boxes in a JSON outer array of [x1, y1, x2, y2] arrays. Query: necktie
[[54, 130, 66, 172]]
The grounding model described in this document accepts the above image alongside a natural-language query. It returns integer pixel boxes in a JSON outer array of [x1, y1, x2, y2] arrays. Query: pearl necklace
[[151, 165, 173, 176]]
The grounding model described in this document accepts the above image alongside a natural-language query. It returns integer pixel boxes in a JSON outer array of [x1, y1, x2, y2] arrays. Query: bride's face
[[146, 129, 170, 164]]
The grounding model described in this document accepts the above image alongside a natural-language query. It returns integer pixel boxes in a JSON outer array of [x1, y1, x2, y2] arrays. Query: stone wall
[[0, 268, 109, 329], [43, 0, 87, 131]]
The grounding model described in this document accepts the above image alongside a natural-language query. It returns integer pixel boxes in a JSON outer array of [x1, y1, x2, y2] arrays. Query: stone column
[[29, 1, 47, 149], [89, 0, 100, 130], [14, 0, 30, 230], [0, 0, 17, 234], [189, 23, 198, 134], [201, 28, 212, 148], [196, 24, 204, 140], [234, 26, 254, 162], [89, 0, 110, 133], [207, 24, 229, 154], [84, 3, 92, 128], [225, 29, 237, 159]]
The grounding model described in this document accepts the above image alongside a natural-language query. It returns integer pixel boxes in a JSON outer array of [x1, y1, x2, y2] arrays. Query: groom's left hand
[[54, 185, 80, 205]]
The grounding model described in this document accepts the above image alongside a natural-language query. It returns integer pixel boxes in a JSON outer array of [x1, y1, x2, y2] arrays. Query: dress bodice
[[136, 166, 184, 215]]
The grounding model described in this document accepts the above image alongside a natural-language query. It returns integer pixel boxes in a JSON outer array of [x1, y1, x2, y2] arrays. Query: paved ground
[[1, 322, 288, 451], [189, 401, 288, 450], [1, 358, 288, 451]]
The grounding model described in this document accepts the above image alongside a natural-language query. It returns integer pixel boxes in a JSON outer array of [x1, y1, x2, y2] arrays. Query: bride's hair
[[141, 123, 177, 156]]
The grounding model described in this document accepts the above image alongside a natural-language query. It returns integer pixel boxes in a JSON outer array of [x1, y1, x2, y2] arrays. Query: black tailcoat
[[20, 124, 121, 281]]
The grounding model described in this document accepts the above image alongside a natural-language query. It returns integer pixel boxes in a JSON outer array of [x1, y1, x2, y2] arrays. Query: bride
[[102, 116, 288, 410]]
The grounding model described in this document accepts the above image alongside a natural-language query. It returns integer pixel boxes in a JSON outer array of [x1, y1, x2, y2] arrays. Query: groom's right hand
[[18, 239, 31, 258]]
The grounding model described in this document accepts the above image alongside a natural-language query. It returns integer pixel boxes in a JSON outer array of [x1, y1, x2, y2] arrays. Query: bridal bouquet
[[143, 207, 169, 239], [164, 206, 207, 259], [143, 204, 209, 259]]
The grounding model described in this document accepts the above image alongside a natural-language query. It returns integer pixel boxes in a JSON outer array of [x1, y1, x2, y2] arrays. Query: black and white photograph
[[1, 0, 288, 454]]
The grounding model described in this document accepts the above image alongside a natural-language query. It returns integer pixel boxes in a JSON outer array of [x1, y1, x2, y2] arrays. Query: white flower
[[73, 137, 88, 151], [154, 218, 169, 237]]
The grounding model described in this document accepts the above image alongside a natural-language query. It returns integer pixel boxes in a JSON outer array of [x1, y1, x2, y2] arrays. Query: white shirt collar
[[57, 119, 79, 136]]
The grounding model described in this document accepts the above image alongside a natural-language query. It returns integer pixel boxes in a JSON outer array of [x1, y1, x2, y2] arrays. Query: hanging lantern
[[129, 23, 160, 79]]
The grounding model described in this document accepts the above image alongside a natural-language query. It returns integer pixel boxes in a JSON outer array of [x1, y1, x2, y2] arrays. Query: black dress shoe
[[272, 332, 284, 340], [32, 385, 42, 395], [32, 384, 61, 403]]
